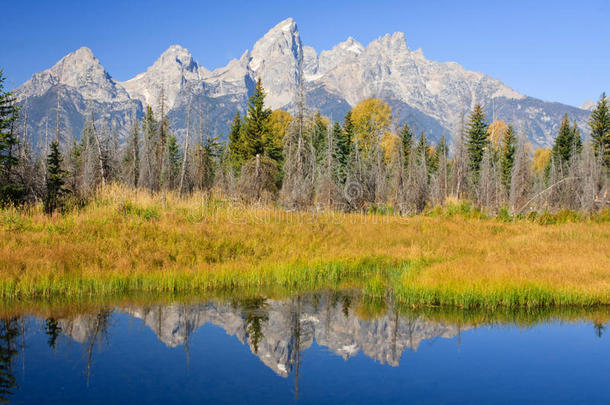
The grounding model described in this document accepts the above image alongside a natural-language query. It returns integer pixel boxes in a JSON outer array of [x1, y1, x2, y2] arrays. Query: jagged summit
[[17, 46, 129, 102], [247, 17, 302, 108], [15, 17, 592, 150], [121, 44, 207, 110]]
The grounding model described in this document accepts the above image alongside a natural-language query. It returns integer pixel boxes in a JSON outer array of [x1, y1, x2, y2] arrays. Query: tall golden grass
[[1, 184, 608, 307]]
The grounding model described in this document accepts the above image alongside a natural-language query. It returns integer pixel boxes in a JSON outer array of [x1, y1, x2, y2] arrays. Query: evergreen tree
[[332, 122, 349, 183], [571, 121, 582, 155], [466, 103, 489, 178], [433, 135, 449, 203], [243, 79, 271, 161], [124, 112, 140, 188], [399, 122, 414, 163], [194, 133, 222, 191], [140, 105, 158, 191], [263, 117, 283, 166], [44, 140, 66, 214], [0, 70, 22, 205], [67, 138, 83, 195], [416, 131, 428, 164], [334, 113, 353, 184], [435, 135, 449, 162], [500, 124, 516, 194], [311, 111, 327, 163], [588, 92, 610, 168], [552, 114, 580, 167], [343, 110, 355, 143], [156, 101, 169, 190], [164, 135, 182, 189], [228, 111, 243, 174]]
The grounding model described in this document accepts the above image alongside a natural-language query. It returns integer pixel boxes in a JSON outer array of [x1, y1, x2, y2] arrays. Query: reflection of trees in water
[[290, 296, 303, 401], [237, 298, 269, 354], [83, 310, 112, 387], [45, 318, 62, 349], [341, 296, 352, 318], [594, 322, 606, 338], [0, 319, 21, 403], [56, 309, 113, 386]]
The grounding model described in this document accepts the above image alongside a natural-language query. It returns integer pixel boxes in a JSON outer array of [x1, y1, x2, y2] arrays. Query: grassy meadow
[[1, 184, 609, 308]]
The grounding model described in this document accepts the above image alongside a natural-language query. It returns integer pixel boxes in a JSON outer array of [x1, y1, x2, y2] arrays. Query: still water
[[1, 292, 609, 404]]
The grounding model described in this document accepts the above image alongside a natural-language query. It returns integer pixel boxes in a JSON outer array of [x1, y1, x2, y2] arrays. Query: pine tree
[[263, 115, 283, 166], [0, 70, 22, 205], [140, 105, 158, 191], [335, 114, 352, 184], [156, 97, 169, 190], [125, 111, 140, 188], [571, 121, 582, 155], [243, 78, 271, 161], [66, 138, 83, 195], [588, 92, 610, 168], [164, 135, 182, 189], [466, 103, 489, 178], [552, 114, 579, 167], [311, 111, 327, 163], [44, 140, 66, 214], [399, 122, 413, 163], [433, 135, 449, 204], [228, 111, 243, 175], [194, 132, 222, 192], [500, 124, 516, 194]]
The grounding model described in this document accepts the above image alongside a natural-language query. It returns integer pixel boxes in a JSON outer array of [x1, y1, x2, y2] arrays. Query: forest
[[0, 72, 608, 216]]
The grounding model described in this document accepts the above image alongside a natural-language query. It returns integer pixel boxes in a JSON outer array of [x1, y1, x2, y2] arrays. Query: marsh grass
[[1, 184, 609, 308]]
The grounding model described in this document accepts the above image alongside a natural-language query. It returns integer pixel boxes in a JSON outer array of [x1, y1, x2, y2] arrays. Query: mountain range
[[14, 17, 592, 150]]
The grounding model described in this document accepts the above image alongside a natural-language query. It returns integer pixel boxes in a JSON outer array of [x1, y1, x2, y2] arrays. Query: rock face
[[15, 18, 592, 150], [121, 45, 207, 111]]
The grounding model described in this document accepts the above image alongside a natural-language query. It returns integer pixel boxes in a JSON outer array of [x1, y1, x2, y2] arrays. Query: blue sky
[[2, 0, 608, 107]]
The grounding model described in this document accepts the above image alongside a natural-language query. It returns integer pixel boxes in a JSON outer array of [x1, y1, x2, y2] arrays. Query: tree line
[[0, 71, 608, 215]]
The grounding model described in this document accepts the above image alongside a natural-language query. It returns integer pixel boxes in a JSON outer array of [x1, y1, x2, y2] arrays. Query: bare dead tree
[[315, 120, 343, 209], [476, 146, 500, 213], [509, 135, 532, 214], [405, 141, 429, 213], [388, 132, 408, 213], [178, 99, 192, 195], [90, 113, 106, 188], [238, 154, 280, 203], [450, 111, 469, 198], [280, 48, 315, 209]]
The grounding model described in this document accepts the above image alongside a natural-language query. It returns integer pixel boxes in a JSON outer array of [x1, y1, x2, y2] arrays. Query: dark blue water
[[2, 294, 609, 404]]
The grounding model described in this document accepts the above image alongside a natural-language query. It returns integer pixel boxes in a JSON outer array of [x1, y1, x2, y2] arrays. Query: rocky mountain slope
[[15, 18, 592, 150]]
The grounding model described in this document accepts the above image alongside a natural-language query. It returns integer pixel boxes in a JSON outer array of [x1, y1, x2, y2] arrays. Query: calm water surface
[[1, 292, 609, 404]]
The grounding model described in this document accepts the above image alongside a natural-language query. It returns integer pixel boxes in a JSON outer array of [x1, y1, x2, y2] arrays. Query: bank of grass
[[1, 184, 609, 308]]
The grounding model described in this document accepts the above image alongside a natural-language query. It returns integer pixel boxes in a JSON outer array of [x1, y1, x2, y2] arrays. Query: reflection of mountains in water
[[58, 295, 466, 377]]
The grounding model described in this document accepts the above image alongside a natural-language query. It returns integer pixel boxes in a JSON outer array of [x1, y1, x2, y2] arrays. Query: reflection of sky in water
[[3, 294, 610, 404]]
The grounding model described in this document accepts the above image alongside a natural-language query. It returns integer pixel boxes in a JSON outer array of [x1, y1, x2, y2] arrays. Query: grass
[[1, 184, 609, 308]]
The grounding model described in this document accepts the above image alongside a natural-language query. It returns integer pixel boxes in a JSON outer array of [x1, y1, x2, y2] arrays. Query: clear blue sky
[[2, 0, 608, 107]]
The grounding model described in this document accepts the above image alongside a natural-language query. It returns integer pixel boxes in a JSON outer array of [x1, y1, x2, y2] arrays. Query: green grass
[[1, 184, 609, 308]]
